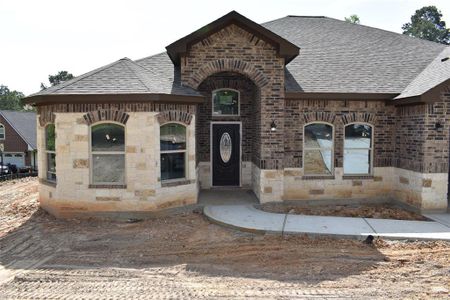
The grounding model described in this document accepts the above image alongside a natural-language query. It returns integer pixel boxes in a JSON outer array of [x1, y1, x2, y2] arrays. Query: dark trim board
[[24, 93, 206, 105]]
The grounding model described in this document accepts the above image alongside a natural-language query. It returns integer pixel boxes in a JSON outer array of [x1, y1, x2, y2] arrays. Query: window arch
[[90, 123, 125, 185], [160, 123, 187, 181], [212, 89, 240, 116], [45, 124, 56, 181], [344, 123, 373, 175], [303, 122, 334, 176], [0, 123, 4, 139]]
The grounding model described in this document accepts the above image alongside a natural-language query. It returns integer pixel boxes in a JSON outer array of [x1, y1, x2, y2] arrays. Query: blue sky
[[1, 0, 449, 95]]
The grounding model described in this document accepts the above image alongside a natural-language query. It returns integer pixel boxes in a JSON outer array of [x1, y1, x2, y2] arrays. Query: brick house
[[24, 11, 450, 218], [0, 110, 37, 170]]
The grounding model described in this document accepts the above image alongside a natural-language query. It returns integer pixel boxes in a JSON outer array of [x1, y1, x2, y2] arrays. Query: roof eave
[[285, 92, 398, 101], [23, 93, 206, 106]]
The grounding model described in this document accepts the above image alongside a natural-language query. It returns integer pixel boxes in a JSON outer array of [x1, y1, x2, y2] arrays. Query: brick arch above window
[[83, 110, 129, 125], [303, 112, 336, 124], [341, 113, 377, 125], [39, 111, 55, 127], [157, 110, 193, 126], [188, 59, 269, 89]]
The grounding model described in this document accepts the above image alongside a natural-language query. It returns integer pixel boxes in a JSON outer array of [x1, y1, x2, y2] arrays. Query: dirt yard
[[0, 178, 449, 299], [260, 202, 427, 221]]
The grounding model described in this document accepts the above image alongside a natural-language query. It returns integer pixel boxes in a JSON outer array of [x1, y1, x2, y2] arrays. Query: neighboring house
[[24, 11, 450, 218], [0, 110, 37, 170]]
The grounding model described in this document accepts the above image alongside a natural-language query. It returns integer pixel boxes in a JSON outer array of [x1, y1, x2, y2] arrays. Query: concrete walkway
[[204, 204, 450, 241]]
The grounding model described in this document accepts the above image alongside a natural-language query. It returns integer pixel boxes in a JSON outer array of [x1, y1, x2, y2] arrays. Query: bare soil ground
[[0, 178, 449, 299], [260, 202, 427, 221]]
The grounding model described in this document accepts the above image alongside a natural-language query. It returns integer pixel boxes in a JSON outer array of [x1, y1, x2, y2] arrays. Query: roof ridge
[[286, 15, 326, 18], [0, 110, 35, 148], [30, 59, 129, 96], [134, 52, 167, 64], [121, 59, 153, 92]]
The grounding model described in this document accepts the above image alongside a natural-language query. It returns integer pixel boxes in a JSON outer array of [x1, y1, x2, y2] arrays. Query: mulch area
[[259, 202, 428, 221]]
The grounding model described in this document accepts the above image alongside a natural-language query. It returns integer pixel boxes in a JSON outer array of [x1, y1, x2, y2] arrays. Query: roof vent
[[441, 57, 449, 62]]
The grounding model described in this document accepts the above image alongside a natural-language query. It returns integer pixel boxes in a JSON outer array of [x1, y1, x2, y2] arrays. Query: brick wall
[[0, 115, 28, 153], [394, 86, 450, 174], [196, 72, 257, 164], [284, 99, 397, 169], [180, 23, 285, 170]]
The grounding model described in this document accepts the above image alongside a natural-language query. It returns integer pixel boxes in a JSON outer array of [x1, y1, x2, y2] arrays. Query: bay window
[[160, 123, 186, 181], [91, 123, 125, 185]]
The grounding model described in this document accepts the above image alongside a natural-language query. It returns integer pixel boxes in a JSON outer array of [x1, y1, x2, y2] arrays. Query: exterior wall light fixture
[[270, 120, 277, 131]]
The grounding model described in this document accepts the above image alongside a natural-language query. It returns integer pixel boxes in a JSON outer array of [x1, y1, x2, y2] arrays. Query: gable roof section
[[166, 10, 300, 66], [394, 47, 450, 101], [24, 57, 202, 104], [263, 16, 447, 95], [0, 110, 37, 149]]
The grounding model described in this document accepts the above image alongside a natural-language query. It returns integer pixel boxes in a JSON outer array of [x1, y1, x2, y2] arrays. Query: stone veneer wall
[[37, 104, 197, 218]]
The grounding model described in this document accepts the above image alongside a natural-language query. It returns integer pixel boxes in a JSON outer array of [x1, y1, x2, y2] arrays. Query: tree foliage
[[345, 14, 360, 24], [41, 70, 74, 90], [0, 85, 25, 111], [402, 6, 450, 44]]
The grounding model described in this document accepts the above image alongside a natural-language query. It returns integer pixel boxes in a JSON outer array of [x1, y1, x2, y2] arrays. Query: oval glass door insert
[[220, 132, 232, 163]]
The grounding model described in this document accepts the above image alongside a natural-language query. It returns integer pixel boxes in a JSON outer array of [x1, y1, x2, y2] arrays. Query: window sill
[[89, 184, 127, 189], [161, 179, 195, 187], [342, 175, 374, 180], [39, 178, 57, 187], [302, 175, 335, 180]]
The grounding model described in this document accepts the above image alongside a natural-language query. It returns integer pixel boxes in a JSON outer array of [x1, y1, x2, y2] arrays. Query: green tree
[[41, 70, 74, 90], [402, 6, 450, 44], [0, 85, 25, 111], [345, 14, 360, 24]]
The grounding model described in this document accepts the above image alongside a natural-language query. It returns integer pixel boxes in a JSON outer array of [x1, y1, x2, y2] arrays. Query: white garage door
[[3, 153, 25, 167]]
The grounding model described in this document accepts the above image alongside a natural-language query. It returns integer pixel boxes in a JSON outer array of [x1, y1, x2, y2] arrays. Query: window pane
[[213, 90, 239, 115], [92, 124, 125, 152], [304, 124, 333, 148], [344, 124, 372, 148], [344, 149, 371, 174], [45, 124, 55, 151], [160, 124, 186, 151], [92, 154, 125, 183], [304, 149, 332, 175], [0, 125, 4, 139], [47, 153, 56, 181], [161, 152, 185, 180]]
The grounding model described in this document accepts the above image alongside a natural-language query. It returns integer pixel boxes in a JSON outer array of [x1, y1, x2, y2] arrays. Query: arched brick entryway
[[187, 59, 269, 90]]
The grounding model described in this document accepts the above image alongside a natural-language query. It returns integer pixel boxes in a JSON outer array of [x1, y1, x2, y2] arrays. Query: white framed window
[[303, 122, 334, 176], [212, 89, 240, 116], [160, 123, 186, 181], [90, 123, 125, 185], [344, 123, 373, 175], [0, 124, 5, 139], [45, 124, 56, 181]]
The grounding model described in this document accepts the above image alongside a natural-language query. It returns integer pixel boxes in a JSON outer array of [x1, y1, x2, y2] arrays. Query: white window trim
[[160, 122, 187, 182], [0, 123, 5, 140], [89, 122, 126, 186], [211, 88, 240, 117], [45, 124, 56, 182], [343, 122, 374, 176], [303, 121, 335, 176]]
